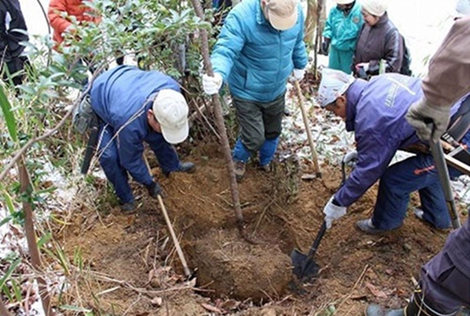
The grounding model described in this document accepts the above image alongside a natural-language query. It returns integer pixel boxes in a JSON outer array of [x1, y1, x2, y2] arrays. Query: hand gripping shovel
[[291, 221, 327, 282]]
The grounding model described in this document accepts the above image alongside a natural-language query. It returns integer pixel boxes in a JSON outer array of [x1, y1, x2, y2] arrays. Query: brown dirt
[[54, 141, 467, 315]]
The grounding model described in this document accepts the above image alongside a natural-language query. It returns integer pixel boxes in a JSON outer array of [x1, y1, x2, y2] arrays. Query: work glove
[[343, 150, 358, 167], [405, 97, 451, 144], [202, 72, 223, 95], [146, 181, 164, 199], [323, 196, 347, 229], [289, 68, 306, 83], [355, 62, 369, 79], [319, 38, 330, 55]]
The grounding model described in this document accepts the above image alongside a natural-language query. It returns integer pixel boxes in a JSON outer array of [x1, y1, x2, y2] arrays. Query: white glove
[[343, 151, 358, 167], [202, 73, 223, 95], [323, 196, 347, 229], [406, 97, 451, 144], [293, 68, 305, 81]]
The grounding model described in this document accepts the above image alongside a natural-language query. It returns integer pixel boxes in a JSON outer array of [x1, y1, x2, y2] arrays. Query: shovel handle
[[430, 141, 461, 229], [308, 221, 327, 257]]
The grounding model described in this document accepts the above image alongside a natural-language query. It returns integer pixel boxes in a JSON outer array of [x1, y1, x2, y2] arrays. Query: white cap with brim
[[360, 0, 388, 16], [335, 0, 355, 4], [316, 68, 355, 108], [152, 89, 189, 144], [265, 0, 298, 31]]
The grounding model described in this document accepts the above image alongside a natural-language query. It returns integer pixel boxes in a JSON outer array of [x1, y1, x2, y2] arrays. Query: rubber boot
[[163, 162, 196, 177]]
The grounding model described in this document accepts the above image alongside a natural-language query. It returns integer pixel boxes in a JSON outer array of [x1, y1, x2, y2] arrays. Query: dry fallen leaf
[[365, 282, 388, 298], [220, 299, 240, 311]]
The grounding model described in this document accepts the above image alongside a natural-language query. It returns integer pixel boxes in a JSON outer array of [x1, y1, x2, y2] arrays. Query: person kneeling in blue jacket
[[202, 0, 308, 181], [316, 68, 470, 234], [90, 66, 195, 211]]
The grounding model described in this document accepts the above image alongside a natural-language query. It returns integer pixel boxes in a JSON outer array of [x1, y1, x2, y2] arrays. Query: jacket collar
[[345, 79, 368, 132], [256, 1, 269, 25]]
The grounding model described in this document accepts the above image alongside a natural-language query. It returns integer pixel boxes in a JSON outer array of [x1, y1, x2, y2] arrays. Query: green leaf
[[0, 258, 21, 289], [0, 85, 17, 142], [37, 232, 52, 249]]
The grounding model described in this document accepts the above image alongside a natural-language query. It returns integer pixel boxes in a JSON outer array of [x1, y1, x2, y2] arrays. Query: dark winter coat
[[90, 66, 181, 186], [0, 0, 28, 62], [352, 13, 403, 77]]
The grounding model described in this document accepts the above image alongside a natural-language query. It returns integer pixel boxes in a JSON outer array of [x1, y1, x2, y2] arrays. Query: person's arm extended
[[48, 0, 72, 36]]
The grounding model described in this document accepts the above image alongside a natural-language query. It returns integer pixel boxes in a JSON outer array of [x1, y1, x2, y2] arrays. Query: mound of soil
[[55, 141, 467, 315]]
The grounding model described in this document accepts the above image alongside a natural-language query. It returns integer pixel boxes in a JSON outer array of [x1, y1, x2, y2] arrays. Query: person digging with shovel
[[90, 66, 195, 211], [316, 68, 470, 234], [364, 1, 470, 315]]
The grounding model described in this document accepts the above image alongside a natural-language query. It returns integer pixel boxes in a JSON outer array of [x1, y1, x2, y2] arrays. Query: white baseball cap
[[152, 89, 189, 144], [360, 0, 388, 16], [316, 68, 355, 108], [264, 0, 298, 31], [336, 0, 355, 4]]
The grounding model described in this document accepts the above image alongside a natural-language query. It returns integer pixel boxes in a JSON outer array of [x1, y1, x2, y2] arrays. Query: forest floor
[[53, 137, 467, 316]]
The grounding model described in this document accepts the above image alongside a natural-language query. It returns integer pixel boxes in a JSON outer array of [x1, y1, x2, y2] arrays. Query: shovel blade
[[291, 249, 320, 282]]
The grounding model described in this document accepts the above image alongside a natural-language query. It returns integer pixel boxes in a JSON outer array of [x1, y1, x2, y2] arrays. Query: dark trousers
[[3, 56, 29, 86], [372, 154, 461, 230], [231, 93, 285, 164], [98, 125, 180, 204], [421, 218, 470, 313]]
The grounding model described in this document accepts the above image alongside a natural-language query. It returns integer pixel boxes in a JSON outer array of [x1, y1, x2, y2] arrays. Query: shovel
[[291, 221, 327, 282], [291, 153, 353, 282]]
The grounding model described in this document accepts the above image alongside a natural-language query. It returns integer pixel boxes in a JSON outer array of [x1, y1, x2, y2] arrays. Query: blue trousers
[[372, 154, 461, 230], [98, 125, 180, 204]]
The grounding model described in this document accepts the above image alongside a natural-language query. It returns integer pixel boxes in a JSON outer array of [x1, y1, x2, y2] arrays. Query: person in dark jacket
[[316, 68, 470, 234], [0, 0, 29, 86], [90, 66, 195, 211], [202, 0, 308, 181], [352, 0, 403, 78]]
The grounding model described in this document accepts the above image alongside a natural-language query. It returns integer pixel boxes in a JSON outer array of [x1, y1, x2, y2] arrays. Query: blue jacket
[[211, 0, 308, 102], [323, 3, 363, 52], [90, 66, 181, 185], [335, 74, 426, 207]]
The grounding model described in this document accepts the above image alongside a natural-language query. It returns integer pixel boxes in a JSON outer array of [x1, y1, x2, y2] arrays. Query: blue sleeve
[[293, 8, 308, 70], [211, 12, 245, 81], [334, 131, 398, 207], [117, 124, 154, 186]]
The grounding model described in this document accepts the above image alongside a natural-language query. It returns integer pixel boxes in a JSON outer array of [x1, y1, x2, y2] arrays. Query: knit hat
[[316, 68, 355, 108], [360, 0, 388, 16], [335, 0, 355, 4], [455, 0, 470, 17], [152, 89, 189, 144], [264, 0, 298, 31]]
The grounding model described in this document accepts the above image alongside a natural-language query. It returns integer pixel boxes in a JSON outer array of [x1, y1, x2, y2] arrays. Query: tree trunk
[[313, 0, 326, 78], [304, 0, 317, 46], [190, 0, 258, 244], [18, 156, 54, 316], [0, 300, 12, 316]]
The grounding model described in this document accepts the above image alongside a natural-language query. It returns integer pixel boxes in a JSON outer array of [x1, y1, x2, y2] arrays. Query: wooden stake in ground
[[157, 195, 191, 278], [294, 80, 321, 178], [190, 0, 256, 244]]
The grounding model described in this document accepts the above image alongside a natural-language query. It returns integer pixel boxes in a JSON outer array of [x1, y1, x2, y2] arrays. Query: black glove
[[320, 38, 330, 55], [146, 182, 164, 199]]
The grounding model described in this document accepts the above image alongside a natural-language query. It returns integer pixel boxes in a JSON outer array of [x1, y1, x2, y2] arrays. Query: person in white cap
[[317, 68, 470, 316], [202, 0, 308, 182], [352, 0, 409, 78], [320, 0, 364, 74], [90, 65, 195, 211]]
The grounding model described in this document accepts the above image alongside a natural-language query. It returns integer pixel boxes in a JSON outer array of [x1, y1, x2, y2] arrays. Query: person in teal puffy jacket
[[202, 0, 308, 182], [321, 0, 363, 74]]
